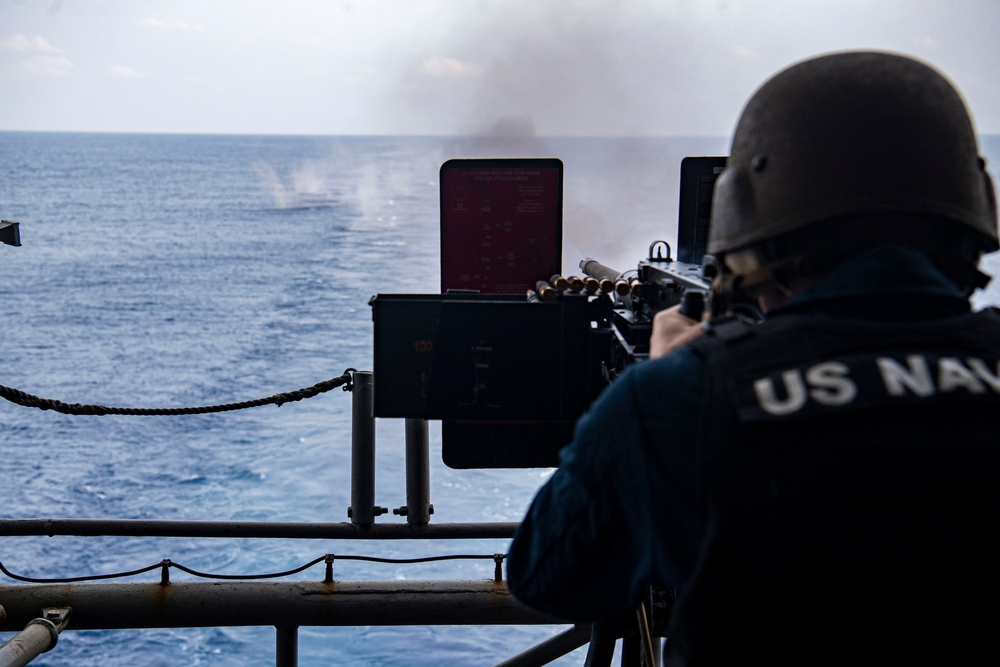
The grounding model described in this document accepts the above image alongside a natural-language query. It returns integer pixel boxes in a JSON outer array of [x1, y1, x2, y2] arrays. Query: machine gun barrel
[[580, 258, 628, 295], [579, 258, 620, 283]]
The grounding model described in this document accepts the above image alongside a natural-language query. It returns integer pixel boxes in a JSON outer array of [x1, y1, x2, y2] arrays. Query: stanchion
[[349, 371, 379, 525]]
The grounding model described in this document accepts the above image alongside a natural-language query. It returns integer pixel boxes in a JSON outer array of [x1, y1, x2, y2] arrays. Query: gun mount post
[[398, 419, 431, 525], [349, 371, 382, 525]]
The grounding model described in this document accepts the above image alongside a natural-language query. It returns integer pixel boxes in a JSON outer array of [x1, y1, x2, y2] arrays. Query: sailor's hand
[[650, 305, 704, 359]]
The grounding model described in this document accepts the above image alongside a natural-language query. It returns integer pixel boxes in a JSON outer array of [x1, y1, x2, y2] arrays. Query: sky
[[2, 0, 998, 137]]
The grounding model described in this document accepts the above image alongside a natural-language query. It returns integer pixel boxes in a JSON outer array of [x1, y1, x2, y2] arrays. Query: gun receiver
[[580, 240, 711, 367]]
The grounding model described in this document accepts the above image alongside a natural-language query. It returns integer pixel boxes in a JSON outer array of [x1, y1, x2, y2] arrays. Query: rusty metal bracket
[[0, 606, 72, 667]]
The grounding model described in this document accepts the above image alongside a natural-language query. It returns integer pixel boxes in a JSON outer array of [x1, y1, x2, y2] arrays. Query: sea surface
[[1, 132, 999, 665]]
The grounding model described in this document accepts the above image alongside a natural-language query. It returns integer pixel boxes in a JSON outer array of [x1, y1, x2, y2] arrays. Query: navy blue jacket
[[506, 245, 984, 623]]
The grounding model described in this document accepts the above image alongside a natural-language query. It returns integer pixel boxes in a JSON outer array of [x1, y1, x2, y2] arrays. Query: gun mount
[[372, 157, 726, 469]]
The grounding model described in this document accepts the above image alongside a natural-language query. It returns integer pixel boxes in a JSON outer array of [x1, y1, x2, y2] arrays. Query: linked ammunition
[[549, 274, 570, 291], [534, 280, 557, 302]]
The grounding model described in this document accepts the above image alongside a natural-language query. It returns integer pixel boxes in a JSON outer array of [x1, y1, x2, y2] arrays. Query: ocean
[[1, 131, 999, 665]]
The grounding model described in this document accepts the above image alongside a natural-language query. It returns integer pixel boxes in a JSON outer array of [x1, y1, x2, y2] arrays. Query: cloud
[[140, 18, 206, 33], [20, 54, 74, 76], [1, 34, 72, 76], [174, 21, 207, 33], [349, 65, 388, 83], [111, 65, 146, 79], [418, 57, 483, 79], [3, 34, 63, 53]]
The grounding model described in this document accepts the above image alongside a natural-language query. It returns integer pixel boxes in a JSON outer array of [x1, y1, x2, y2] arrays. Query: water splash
[[255, 160, 343, 210]]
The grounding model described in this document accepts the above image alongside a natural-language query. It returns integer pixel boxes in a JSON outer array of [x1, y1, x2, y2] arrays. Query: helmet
[[708, 51, 998, 289]]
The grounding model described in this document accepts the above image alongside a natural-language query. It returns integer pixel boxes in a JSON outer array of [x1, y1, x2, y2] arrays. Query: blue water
[[1, 131, 999, 665]]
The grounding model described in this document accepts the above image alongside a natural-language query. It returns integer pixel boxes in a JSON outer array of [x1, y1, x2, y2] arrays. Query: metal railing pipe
[[493, 624, 592, 667], [0, 519, 518, 540], [275, 626, 297, 667], [0, 581, 560, 630]]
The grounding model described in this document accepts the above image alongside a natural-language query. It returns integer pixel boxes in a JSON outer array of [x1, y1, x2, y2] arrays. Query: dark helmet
[[708, 51, 998, 293]]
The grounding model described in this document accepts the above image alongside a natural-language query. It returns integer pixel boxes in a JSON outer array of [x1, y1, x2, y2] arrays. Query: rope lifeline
[[0, 552, 507, 585], [0, 369, 356, 416]]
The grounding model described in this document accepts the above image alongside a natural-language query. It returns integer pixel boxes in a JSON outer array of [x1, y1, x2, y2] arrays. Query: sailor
[[507, 51, 1000, 665]]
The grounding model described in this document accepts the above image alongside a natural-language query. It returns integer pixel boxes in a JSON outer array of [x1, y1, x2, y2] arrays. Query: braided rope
[[0, 369, 356, 416], [0, 552, 506, 584]]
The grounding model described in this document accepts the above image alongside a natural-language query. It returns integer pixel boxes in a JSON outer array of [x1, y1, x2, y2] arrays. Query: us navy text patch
[[733, 353, 1000, 421]]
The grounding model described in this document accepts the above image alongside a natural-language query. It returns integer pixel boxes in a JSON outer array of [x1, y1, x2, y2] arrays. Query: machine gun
[[371, 156, 725, 468], [514, 241, 713, 383], [577, 241, 712, 369]]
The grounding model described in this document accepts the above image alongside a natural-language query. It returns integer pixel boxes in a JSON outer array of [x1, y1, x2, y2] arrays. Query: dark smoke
[[385, 3, 745, 138], [385, 3, 735, 271]]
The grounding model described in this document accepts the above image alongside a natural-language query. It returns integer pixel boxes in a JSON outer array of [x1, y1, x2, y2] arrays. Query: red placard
[[440, 158, 563, 294]]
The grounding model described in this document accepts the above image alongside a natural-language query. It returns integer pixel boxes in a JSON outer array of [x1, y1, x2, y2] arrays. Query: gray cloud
[[375, 0, 1000, 137], [382, 3, 738, 137]]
